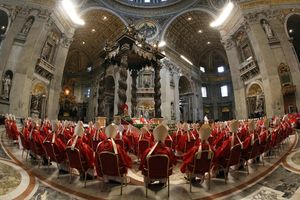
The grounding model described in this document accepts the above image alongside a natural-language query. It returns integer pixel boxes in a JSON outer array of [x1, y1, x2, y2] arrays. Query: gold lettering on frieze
[[240, 0, 300, 9]]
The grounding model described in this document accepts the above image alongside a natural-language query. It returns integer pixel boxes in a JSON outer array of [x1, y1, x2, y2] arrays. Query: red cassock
[[30, 128, 46, 156], [139, 142, 177, 176], [215, 138, 232, 166], [238, 126, 248, 141], [133, 131, 154, 152], [115, 132, 131, 151], [67, 137, 95, 169], [95, 139, 132, 176], [22, 126, 30, 147], [44, 132, 66, 162], [58, 127, 73, 144], [171, 130, 182, 146], [176, 131, 199, 153], [10, 121, 19, 140], [40, 123, 51, 137], [92, 130, 107, 141], [191, 129, 199, 140], [82, 127, 95, 147], [180, 142, 215, 173], [213, 130, 228, 149], [241, 133, 253, 158]]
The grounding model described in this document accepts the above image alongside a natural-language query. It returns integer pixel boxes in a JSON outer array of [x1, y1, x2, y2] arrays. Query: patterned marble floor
[[1, 127, 300, 200]]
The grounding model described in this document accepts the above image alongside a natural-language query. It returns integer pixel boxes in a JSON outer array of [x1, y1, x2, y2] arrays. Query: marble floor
[[0, 127, 300, 200]]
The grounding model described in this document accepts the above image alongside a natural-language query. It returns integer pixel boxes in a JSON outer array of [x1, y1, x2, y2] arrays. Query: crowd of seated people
[[2, 113, 297, 188]]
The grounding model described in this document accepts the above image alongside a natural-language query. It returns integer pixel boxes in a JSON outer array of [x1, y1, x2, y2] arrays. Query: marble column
[[272, 17, 300, 111], [47, 34, 73, 119], [245, 17, 284, 117], [8, 14, 50, 117], [131, 70, 138, 117], [154, 62, 162, 118], [98, 65, 107, 116], [117, 55, 128, 114], [222, 37, 248, 119], [173, 73, 180, 121]]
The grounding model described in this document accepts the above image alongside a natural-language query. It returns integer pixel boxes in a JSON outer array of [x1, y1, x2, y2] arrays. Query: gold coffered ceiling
[[65, 9, 126, 72], [165, 11, 223, 67]]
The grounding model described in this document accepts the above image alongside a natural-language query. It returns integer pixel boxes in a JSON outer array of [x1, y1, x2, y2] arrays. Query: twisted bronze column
[[98, 67, 107, 116], [118, 55, 128, 114], [131, 70, 138, 117], [154, 62, 162, 118]]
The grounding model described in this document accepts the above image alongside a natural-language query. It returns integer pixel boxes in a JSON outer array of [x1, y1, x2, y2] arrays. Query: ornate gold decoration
[[239, 0, 300, 10], [32, 83, 47, 95], [247, 83, 263, 97]]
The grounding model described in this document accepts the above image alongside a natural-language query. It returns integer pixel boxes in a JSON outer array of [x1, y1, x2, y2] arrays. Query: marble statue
[[2, 74, 11, 99], [31, 94, 41, 111], [20, 17, 34, 35], [261, 19, 274, 39]]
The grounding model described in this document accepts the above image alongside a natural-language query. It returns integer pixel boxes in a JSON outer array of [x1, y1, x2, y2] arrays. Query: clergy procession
[[3, 113, 298, 195]]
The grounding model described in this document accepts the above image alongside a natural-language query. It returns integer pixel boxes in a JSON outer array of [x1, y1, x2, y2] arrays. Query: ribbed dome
[[114, 0, 183, 8]]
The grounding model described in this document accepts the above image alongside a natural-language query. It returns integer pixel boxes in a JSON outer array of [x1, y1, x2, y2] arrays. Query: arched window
[[286, 14, 300, 62], [0, 9, 9, 44]]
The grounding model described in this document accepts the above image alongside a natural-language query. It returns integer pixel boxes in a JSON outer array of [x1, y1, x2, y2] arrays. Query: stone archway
[[246, 82, 265, 118], [286, 14, 300, 63], [0, 8, 10, 44], [179, 76, 193, 122]]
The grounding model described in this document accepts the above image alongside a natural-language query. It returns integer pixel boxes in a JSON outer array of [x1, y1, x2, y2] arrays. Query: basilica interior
[[1, 0, 300, 200]]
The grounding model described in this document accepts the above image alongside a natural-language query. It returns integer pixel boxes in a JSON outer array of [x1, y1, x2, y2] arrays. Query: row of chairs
[[8, 127, 293, 197]]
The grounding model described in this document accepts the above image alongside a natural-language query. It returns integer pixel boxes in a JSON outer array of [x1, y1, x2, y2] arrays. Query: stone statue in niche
[[31, 93, 42, 112], [41, 42, 52, 61], [255, 95, 265, 116], [260, 19, 274, 39], [1, 74, 12, 100], [20, 17, 34, 35]]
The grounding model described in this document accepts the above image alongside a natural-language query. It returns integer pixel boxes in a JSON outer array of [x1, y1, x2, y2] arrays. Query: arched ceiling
[[164, 10, 223, 67], [65, 9, 126, 72], [199, 48, 228, 72]]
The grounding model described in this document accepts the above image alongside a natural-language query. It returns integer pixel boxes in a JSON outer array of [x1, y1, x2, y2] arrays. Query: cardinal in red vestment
[[82, 121, 95, 148], [95, 124, 132, 183], [67, 121, 95, 170], [43, 120, 66, 163], [29, 119, 47, 160], [215, 120, 243, 173], [139, 123, 177, 182], [91, 121, 107, 151], [181, 124, 215, 174], [10, 115, 19, 141], [171, 122, 183, 147], [176, 123, 198, 154]]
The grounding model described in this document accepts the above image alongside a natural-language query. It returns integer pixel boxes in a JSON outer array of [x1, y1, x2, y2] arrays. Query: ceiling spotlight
[[207, 41, 211, 45], [210, 2, 234, 28], [180, 55, 193, 65], [187, 17, 192, 21], [62, 0, 85, 25], [103, 16, 108, 20], [1, 26, 5, 30], [198, 29, 203, 33], [158, 41, 166, 48], [82, 41, 85, 45], [289, 29, 293, 33], [92, 28, 96, 32]]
